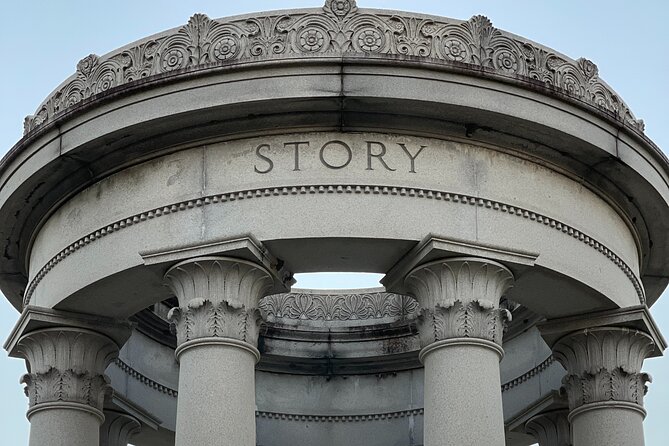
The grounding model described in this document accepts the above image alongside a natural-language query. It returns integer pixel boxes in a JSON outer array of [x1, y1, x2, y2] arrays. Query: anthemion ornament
[[1, 1, 667, 445]]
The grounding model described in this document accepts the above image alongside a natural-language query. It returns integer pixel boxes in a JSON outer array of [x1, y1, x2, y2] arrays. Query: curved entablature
[[21, 0, 645, 138]]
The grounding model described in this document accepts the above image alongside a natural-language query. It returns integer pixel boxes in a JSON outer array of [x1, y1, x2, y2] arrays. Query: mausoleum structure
[[2, 1, 668, 445]]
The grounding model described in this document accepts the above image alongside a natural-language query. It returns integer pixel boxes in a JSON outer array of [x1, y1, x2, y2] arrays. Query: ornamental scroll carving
[[405, 258, 514, 346], [165, 258, 274, 346], [16, 329, 118, 412], [552, 327, 655, 410], [23, 0, 644, 135], [259, 292, 418, 321]]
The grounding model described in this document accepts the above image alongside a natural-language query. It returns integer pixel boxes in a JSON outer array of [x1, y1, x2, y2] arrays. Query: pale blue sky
[[0, 1, 668, 444]]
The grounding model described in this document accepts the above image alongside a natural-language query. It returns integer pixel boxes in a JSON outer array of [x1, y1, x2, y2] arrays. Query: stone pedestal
[[165, 256, 273, 446], [16, 328, 119, 446], [406, 257, 513, 446], [553, 327, 654, 446], [525, 409, 572, 446]]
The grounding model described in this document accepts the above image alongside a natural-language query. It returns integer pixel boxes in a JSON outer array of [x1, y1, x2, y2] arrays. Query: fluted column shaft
[[553, 327, 654, 446], [16, 327, 119, 446], [405, 257, 513, 446], [526, 410, 572, 446], [165, 256, 273, 446]]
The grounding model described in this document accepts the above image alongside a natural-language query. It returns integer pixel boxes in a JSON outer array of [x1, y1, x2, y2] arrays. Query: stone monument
[[1, 1, 667, 445]]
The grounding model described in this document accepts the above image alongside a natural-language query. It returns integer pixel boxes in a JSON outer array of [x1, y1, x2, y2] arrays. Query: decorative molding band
[[24, 184, 644, 306], [419, 337, 505, 362], [26, 401, 105, 423], [174, 337, 261, 363], [23, 1, 643, 136], [501, 355, 556, 392], [260, 292, 418, 322], [113, 354, 555, 400], [567, 400, 647, 422], [112, 358, 178, 398], [256, 408, 424, 422]]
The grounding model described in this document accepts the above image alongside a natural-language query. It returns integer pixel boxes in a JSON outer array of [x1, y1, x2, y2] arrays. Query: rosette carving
[[405, 258, 514, 347], [15, 328, 118, 412], [165, 257, 273, 346], [22, 1, 646, 135], [553, 327, 654, 410]]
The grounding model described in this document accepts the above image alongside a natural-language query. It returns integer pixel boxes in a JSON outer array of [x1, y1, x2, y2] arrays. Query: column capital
[[404, 257, 514, 349], [553, 327, 654, 414], [525, 409, 572, 446], [165, 256, 274, 353], [16, 327, 119, 420]]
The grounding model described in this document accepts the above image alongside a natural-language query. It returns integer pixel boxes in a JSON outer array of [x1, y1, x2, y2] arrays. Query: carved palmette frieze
[[525, 410, 572, 446], [164, 257, 273, 346], [15, 329, 118, 411], [259, 292, 418, 321], [552, 327, 654, 410], [23, 0, 644, 135], [416, 300, 511, 347]]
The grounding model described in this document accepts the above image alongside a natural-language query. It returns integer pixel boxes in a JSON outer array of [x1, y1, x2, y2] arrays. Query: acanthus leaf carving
[[16, 328, 118, 412], [553, 327, 654, 410], [165, 258, 273, 347]]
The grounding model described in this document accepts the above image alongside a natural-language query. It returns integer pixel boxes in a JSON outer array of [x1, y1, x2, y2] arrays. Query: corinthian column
[[405, 257, 513, 446], [165, 256, 273, 446], [553, 327, 654, 446], [16, 328, 119, 446]]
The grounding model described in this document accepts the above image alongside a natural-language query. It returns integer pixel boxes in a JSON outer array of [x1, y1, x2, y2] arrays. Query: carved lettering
[[319, 140, 353, 170], [254, 144, 274, 174], [398, 143, 427, 173], [284, 141, 309, 171], [252, 138, 428, 174], [366, 141, 396, 171]]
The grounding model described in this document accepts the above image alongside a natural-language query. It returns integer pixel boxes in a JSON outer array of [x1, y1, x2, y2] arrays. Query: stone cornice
[[23, 184, 646, 307], [20, 1, 644, 140]]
